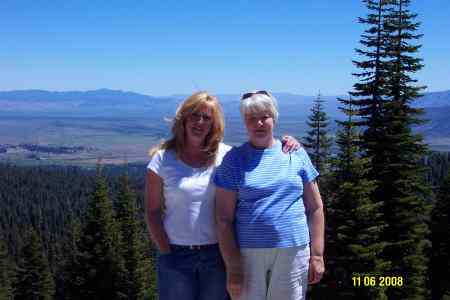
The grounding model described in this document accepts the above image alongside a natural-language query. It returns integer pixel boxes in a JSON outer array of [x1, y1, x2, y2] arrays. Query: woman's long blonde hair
[[149, 91, 224, 167]]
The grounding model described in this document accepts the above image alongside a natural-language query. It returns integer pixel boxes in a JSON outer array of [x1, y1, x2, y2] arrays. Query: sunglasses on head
[[241, 90, 270, 100]]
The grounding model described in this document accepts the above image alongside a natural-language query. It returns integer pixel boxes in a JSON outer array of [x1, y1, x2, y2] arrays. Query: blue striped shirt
[[214, 140, 319, 248]]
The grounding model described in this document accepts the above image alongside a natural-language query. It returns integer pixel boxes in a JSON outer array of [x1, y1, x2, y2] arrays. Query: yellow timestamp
[[352, 276, 404, 287]]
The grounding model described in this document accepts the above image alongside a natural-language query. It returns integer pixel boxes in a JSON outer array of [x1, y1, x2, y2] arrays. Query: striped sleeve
[[298, 148, 319, 183], [214, 148, 239, 192]]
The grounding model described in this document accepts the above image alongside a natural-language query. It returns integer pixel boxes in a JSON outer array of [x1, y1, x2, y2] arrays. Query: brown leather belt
[[170, 243, 218, 251]]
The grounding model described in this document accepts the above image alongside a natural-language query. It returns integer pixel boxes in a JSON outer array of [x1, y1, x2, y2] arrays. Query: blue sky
[[1, 0, 449, 96]]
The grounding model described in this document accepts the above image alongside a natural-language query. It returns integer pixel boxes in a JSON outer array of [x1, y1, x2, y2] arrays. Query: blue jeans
[[157, 245, 229, 300]]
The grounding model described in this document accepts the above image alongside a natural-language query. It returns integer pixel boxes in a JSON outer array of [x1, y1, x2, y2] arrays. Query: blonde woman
[[145, 91, 300, 300]]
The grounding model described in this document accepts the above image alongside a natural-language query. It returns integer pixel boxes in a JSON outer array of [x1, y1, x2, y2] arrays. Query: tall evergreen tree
[[0, 236, 14, 300], [351, 0, 393, 159], [303, 91, 332, 174], [116, 174, 154, 300], [378, 1, 431, 298], [351, 0, 431, 298], [326, 98, 388, 299], [14, 229, 55, 300], [73, 165, 127, 300], [302, 92, 332, 299], [431, 170, 450, 299]]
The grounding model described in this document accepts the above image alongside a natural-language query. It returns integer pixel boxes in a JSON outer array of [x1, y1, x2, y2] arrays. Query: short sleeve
[[298, 148, 319, 183], [214, 148, 239, 192], [215, 143, 233, 166], [147, 149, 164, 175]]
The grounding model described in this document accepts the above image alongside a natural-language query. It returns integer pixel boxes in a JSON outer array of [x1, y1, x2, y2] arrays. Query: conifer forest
[[1, 1, 450, 299]]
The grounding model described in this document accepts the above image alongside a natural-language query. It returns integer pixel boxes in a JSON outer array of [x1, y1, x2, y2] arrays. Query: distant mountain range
[[1, 88, 449, 150], [1, 88, 449, 112], [0, 89, 179, 116]]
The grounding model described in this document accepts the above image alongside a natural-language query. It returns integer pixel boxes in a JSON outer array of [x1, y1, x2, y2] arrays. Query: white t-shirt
[[147, 143, 232, 245]]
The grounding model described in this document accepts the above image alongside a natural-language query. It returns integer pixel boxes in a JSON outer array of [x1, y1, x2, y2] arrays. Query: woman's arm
[[303, 180, 325, 284], [145, 170, 171, 254], [215, 187, 242, 299]]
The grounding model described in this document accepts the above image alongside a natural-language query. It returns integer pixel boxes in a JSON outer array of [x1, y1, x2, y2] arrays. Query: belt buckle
[[190, 245, 201, 250]]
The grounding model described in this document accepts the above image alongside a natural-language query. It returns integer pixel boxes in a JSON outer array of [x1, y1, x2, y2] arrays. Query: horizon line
[[0, 87, 449, 98]]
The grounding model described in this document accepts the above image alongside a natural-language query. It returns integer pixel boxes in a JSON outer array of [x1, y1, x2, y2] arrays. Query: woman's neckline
[[178, 149, 209, 169], [247, 139, 280, 152]]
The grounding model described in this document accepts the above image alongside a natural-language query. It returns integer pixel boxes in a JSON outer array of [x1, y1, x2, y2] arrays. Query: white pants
[[237, 245, 310, 300]]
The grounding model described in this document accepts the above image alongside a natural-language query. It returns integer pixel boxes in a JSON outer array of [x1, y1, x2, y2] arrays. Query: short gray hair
[[240, 90, 279, 122]]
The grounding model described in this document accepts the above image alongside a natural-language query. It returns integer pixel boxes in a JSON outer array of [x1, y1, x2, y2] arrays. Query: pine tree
[[74, 164, 127, 299], [14, 229, 55, 300], [374, 1, 431, 298], [351, 0, 393, 162], [0, 237, 14, 300], [116, 174, 154, 300], [349, 0, 432, 297], [431, 171, 450, 299], [303, 91, 332, 174], [325, 98, 389, 299], [302, 92, 332, 299]]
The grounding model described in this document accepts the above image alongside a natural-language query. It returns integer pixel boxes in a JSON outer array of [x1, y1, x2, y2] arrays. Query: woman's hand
[[227, 269, 243, 299], [281, 135, 302, 153], [308, 255, 325, 284]]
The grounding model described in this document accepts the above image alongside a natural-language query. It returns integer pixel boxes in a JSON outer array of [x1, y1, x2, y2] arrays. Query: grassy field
[[0, 116, 167, 165], [0, 115, 448, 167]]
